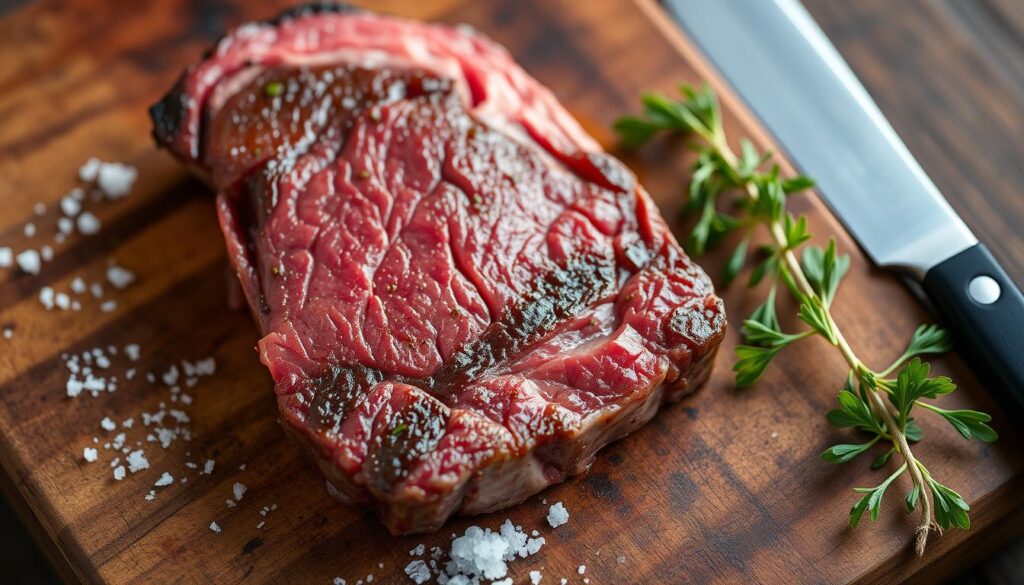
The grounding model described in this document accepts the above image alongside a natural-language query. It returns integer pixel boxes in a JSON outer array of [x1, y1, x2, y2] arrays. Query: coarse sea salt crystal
[[578, 565, 586, 575], [106, 265, 135, 289], [126, 450, 149, 473], [2, 328, 12, 340], [547, 502, 569, 528], [405, 560, 430, 584], [203, 459, 215, 475], [332, 578, 345, 585], [39, 287, 55, 309], [60, 195, 81, 217], [16, 249, 41, 274], [54, 292, 70, 310], [83, 447, 98, 462], [125, 343, 141, 361], [79, 158, 102, 182], [77, 212, 101, 235], [57, 217, 74, 235], [113, 466, 126, 481], [100, 300, 117, 313], [0, 247, 12, 268], [209, 521, 221, 534], [154, 472, 173, 487], [70, 277, 86, 294], [530, 570, 542, 584], [232, 482, 247, 501], [97, 162, 138, 198], [24, 222, 35, 237], [40, 246, 53, 262], [100, 417, 116, 431], [34, 202, 45, 216]]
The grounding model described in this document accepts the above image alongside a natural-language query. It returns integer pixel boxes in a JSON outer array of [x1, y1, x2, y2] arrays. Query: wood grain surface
[[0, 0, 1021, 584]]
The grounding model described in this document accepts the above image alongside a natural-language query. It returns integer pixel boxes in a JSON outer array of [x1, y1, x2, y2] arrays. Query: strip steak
[[150, 3, 726, 534]]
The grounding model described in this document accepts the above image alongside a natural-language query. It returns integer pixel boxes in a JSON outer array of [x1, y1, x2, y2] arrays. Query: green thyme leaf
[[722, 237, 749, 287], [822, 440, 877, 464], [931, 408, 998, 442], [748, 254, 779, 288], [871, 449, 895, 470], [748, 286, 781, 332], [734, 344, 783, 387], [798, 295, 837, 344], [390, 423, 409, 437], [783, 213, 812, 250], [826, 390, 883, 434], [905, 484, 921, 513], [781, 175, 816, 193], [929, 479, 970, 530], [801, 239, 849, 307], [612, 116, 659, 148], [849, 464, 907, 527]]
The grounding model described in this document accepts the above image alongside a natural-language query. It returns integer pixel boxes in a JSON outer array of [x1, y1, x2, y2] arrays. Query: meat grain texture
[[151, 3, 726, 534]]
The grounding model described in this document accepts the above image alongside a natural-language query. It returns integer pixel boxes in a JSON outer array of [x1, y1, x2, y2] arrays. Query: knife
[[664, 0, 1024, 421]]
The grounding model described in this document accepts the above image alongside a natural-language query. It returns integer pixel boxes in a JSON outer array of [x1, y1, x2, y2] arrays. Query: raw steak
[[151, 3, 726, 534]]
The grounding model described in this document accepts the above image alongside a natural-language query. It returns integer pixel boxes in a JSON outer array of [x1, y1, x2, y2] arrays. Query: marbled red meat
[[151, 3, 726, 534]]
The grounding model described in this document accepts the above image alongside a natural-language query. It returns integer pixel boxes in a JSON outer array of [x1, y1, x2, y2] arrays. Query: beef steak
[[151, 3, 726, 534]]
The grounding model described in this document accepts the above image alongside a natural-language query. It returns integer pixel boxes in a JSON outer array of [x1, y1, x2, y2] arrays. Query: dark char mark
[[309, 256, 618, 431]]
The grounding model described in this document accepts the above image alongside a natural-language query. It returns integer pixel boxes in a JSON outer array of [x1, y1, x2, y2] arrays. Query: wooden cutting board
[[0, 0, 1021, 583]]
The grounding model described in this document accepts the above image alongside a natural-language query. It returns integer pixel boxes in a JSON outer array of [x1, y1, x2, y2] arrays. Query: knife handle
[[922, 243, 1024, 423]]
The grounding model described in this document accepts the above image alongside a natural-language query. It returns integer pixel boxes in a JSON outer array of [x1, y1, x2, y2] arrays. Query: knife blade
[[665, 0, 1024, 421]]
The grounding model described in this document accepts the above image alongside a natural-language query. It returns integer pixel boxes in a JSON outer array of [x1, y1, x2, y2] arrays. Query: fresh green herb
[[390, 423, 408, 437], [264, 81, 284, 98], [615, 83, 997, 555]]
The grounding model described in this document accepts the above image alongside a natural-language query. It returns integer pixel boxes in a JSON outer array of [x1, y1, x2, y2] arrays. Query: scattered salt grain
[[34, 202, 45, 216], [106, 264, 135, 289], [547, 502, 569, 528], [232, 482, 247, 501], [77, 212, 101, 235], [40, 245, 53, 262], [145, 490, 156, 501], [209, 521, 221, 534], [333, 579, 345, 585], [225, 499, 236, 508], [100, 417, 116, 431], [578, 565, 586, 575], [83, 447, 98, 462], [162, 365, 179, 386], [530, 570, 542, 584], [24, 223, 36, 237], [2, 328, 12, 339], [126, 450, 149, 473], [57, 217, 74, 235], [124, 343, 140, 361], [39, 287, 54, 309], [54, 292, 70, 310], [79, 158, 102, 182], [97, 162, 137, 198], [154, 472, 174, 487], [410, 544, 425, 556], [0, 247, 12, 268], [90, 282, 103, 298], [405, 560, 430, 584], [100, 300, 117, 313], [70, 277, 86, 294], [113, 466, 126, 481], [203, 459, 215, 475], [60, 195, 81, 217], [16, 249, 41, 274]]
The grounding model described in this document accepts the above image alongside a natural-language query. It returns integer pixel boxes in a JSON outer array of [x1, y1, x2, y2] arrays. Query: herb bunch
[[614, 84, 997, 554]]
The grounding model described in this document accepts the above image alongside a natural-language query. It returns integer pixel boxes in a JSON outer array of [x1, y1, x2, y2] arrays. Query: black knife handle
[[922, 243, 1024, 423]]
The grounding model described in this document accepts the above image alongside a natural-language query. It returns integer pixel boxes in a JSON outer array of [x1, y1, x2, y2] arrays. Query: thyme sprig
[[614, 84, 997, 555]]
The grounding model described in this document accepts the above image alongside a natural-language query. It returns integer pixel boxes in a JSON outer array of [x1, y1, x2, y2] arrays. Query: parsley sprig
[[615, 84, 997, 555]]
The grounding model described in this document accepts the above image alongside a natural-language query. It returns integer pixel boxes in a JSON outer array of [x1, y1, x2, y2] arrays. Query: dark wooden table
[[1, 0, 1022, 583]]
